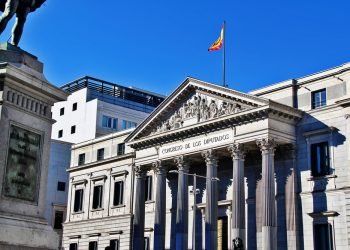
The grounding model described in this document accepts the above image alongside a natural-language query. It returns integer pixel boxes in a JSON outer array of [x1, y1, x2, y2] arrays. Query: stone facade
[[63, 62, 350, 250]]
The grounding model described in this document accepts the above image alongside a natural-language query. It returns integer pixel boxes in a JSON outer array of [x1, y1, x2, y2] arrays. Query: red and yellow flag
[[208, 25, 224, 51]]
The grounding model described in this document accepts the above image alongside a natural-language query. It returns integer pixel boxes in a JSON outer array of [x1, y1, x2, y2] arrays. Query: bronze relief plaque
[[3, 125, 41, 203]]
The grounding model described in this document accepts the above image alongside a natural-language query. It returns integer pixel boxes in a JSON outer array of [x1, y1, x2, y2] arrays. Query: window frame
[[311, 141, 330, 177], [113, 180, 124, 206], [60, 107, 65, 116], [117, 143, 125, 156], [145, 175, 153, 202], [72, 102, 78, 111], [110, 239, 119, 250], [102, 115, 118, 129], [92, 185, 104, 210], [97, 148, 105, 161], [69, 243, 78, 250], [71, 125, 76, 134], [58, 129, 63, 138], [78, 153, 85, 166], [313, 223, 334, 250], [88, 241, 98, 250], [53, 210, 64, 229], [73, 188, 84, 213], [57, 181, 66, 192], [311, 88, 326, 109]]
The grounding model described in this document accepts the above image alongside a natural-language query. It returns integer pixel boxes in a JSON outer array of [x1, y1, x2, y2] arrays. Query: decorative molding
[[201, 149, 218, 166], [227, 143, 245, 159], [174, 156, 189, 172], [109, 230, 123, 235], [134, 165, 146, 177], [256, 138, 277, 153], [150, 93, 246, 135], [303, 126, 337, 137], [307, 211, 339, 218], [111, 170, 129, 177], [72, 179, 88, 185], [152, 160, 167, 174]]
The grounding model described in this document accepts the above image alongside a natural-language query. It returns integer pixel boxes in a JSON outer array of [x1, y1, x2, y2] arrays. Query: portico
[[126, 77, 302, 250]]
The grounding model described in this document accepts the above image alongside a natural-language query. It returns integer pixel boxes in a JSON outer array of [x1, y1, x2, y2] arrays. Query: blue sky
[[6, 0, 350, 95]]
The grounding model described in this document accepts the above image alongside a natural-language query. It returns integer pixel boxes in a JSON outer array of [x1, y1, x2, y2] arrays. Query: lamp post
[[169, 170, 220, 250]]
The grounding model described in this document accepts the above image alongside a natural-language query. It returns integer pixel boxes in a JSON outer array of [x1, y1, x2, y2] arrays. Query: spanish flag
[[208, 25, 224, 51]]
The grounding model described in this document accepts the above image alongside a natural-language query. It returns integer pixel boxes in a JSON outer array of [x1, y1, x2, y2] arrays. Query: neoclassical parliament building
[[62, 63, 350, 250]]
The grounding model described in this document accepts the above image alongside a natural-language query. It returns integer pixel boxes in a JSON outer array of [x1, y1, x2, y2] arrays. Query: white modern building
[[46, 140, 72, 248], [63, 62, 350, 250], [51, 76, 165, 144]]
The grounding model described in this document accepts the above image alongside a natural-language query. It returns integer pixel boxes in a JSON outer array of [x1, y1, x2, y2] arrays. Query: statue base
[[0, 44, 68, 249]]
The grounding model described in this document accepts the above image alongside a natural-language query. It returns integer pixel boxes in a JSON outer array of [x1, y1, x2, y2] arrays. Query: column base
[[262, 226, 277, 250]]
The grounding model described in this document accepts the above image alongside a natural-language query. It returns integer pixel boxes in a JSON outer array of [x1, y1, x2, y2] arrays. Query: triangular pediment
[[126, 77, 272, 144]]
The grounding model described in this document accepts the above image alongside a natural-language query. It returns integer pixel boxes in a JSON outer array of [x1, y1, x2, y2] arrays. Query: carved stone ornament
[[227, 143, 245, 160], [174, 156, 189, 172], [134, 165, 146, 177], [201, 149, 218, 166], [152, 160, 167, 175], [256, 138, 277, 153], [151, 93, 245, 135]]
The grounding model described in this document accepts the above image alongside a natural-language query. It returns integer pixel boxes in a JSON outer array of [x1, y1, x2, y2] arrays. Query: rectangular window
[[144, 237, 150, 250], [73, 189, 84, 212], [57, 181, 66, 191], [60, 107, 65, 116], [58, 130, 63, 138], [113, 181, 124, 206], [71, 125, 76, 134], [110, 239, 119, 250], [97, 148, 104, 161], [145, 176, 152, 201], [53, 210, 64, 229], [314, 223, 333, 250], [102, 115, 118, 129], [89, 241, 98, 250], [311, 142, 330, 177], [69, 243, 78, 250], [78, 153, 85, 166], [72, 102, 77, 111], [92, 185, 103, 209], [117, 143, 125, 155], [122, 120, 137, 130], [312, 89, 326, 109]]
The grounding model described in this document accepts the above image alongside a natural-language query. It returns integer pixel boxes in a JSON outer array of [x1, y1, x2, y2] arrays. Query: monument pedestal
[[0, 43, 68, 249]]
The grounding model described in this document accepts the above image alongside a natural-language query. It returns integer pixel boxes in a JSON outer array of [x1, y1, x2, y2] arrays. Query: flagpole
[[223, 20, 226, 87]]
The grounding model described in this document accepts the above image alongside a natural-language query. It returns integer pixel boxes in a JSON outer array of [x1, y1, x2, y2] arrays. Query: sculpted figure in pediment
[[209, 100, 218, 118]]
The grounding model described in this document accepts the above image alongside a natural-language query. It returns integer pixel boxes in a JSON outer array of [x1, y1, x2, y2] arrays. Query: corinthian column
[[132, 165, 146, 250], [201, 149, 218, 250], [153, 160, 167, 250], [174, 156, 189, 250], [256, 138, 277, 250], [228, 143, 246, 246]]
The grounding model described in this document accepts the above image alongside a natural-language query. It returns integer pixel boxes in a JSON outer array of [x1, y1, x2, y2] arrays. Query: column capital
[[152, 160, 168, 175], [134, 165, 147, 178], [227, 143, 245, 160], [174, 156, 189, 172], [201, 149, 218, 166], [256, 138, 277, 153]]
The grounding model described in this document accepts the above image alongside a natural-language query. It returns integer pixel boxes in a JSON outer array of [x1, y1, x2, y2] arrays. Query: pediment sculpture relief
[[151, 93, 247, 135]]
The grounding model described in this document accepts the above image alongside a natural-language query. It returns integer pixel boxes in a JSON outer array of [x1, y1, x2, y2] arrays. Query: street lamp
[[169, 170, 220, 250]]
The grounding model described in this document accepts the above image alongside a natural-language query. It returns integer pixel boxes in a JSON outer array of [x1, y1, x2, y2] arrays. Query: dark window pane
[[117, 143, 125, 155], [54, 211, 64, 229], [312, 89, 326, 109], [144, 237, 150, 250], [58, 130, 63, 138], [78, 153, 85, 166], [113, 119, 118, 129], [72, 102, 77, 111], [57, 181, 66, 191], [71, 125, 76, 134], [113, 181, 124, 206], [89, 241, 98, 250], [92, 185, 103, 209], [110, 239, 119, 250], [145, 176, 152, 201], [60, 107, 65, 116], [74, 189, 84, 212], [314, 224, 333, 250], [69, 243, 78, 250], [97, 148, 104, 161], [311, 142, 329, 176]]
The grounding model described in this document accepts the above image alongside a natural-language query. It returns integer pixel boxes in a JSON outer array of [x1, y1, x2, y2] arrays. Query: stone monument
[[0, 43, 68, 249]]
